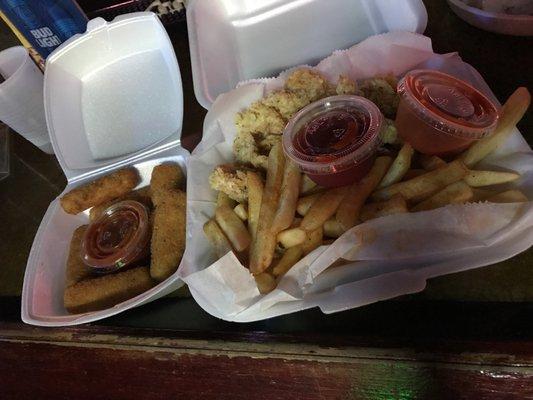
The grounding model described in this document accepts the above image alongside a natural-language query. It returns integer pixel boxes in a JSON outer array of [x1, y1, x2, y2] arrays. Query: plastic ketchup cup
[[282, 95, 382, 187], [395, 69, 499, 156], [81, 200, 151, 273]]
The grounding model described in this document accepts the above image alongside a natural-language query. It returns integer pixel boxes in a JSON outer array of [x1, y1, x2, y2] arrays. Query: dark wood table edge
[[2, 323, 532, 368]]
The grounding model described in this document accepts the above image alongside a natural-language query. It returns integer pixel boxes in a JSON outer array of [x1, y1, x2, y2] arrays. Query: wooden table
[[1, 1, 532, 398]]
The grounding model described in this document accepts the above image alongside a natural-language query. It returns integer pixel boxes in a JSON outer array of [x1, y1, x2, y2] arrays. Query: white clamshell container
[[187, 0, 428, 109], [21, 12, 188, 326]]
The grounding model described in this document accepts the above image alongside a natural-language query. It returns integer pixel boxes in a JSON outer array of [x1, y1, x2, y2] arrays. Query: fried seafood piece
[[235, 102, 286, 136], [64, 266, 154, 314], [359, 77, 399, 119], [284, 69, 329, 102], [380, 118, 401, 145], [233, 130, 269, 170], [262, 89, 311, 120], [336, 75, 359, 95], [60, 168, 140, 215], [209, 164, 249, 203]]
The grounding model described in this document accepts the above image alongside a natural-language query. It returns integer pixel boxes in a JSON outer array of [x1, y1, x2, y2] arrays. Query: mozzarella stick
[[64, 266, 154, 314], [65, 225, 91, 288], [60, 168, 139, 215], [150, 163, 185, 207], [150, 189, 187, 281]]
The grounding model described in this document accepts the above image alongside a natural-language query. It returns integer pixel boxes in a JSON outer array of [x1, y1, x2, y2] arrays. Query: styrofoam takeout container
[[187, 0, 428, 109], [21, 12, 188, 326]]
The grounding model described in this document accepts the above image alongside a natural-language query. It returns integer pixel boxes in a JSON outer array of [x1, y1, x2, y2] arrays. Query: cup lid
[[44, 12, 183, 182], [398, 69, 499, 139]]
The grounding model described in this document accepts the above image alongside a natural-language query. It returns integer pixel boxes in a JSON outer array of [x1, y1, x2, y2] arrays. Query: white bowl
[[447, 0, 533, 36]]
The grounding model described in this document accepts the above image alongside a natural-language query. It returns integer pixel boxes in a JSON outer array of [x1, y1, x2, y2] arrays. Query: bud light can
[[0, 0, 88, 59]]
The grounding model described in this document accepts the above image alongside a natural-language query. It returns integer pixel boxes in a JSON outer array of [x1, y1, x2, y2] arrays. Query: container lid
[[397, 69, 499, 139], [44, 12, 183, 182], [187, 0, 428, 109]]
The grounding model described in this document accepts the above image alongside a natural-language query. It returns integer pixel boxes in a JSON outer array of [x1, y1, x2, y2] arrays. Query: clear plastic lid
[[283, 95, 382, 175], [397, 69, 499, 139]]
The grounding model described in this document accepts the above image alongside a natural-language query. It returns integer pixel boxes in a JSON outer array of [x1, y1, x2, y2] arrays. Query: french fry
[[378, 144, 414, 188], [323, 219, 345, 238], [247, 171, 264, 240], [254, 272, 277, 294], [302, 226, 324, 255], [250, 143, 286, 274], [215, 205, 251, 252], [461, 87, 531, 167], [486, 190, 528, 203], [464, 170, 520, 187], [217, 191, 236, 209], [203, 219, 233, 258], [471, 188, 497, 202], [403, 169, 426, 180], [277, 227, 306, 248], [412, 181, 473, 212], [272, 160, 301, 232], [301, 186, 349, 231], [419, 155, 446, 171], [300, 174, 317, 195], [272, 246, 304, 277], [336, 156, 392, 230], [290, 217, 302, 228], [234, 203, 248, 221], [360, 194, 408, 222], [372, 160, 469, 203], [296, 193, 321, 216]]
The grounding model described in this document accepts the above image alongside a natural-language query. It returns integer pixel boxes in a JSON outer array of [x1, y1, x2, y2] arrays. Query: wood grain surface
[[1, 324, 532, 400]]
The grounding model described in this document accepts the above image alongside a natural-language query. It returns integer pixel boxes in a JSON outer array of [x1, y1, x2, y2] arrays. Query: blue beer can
[[0, 0, 88, 58]]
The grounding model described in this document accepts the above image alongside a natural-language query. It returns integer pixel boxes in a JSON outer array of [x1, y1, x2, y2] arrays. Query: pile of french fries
[[204, 87, 530, 294]]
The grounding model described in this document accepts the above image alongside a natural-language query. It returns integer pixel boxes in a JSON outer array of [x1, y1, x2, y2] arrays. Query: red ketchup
[[396, 70, 499, 156], [81, 200, 150, 273], [283, 95, 382, 187]]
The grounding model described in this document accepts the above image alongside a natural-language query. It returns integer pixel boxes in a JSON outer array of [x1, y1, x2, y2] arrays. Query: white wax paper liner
[[180, 32, 533, 322]]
